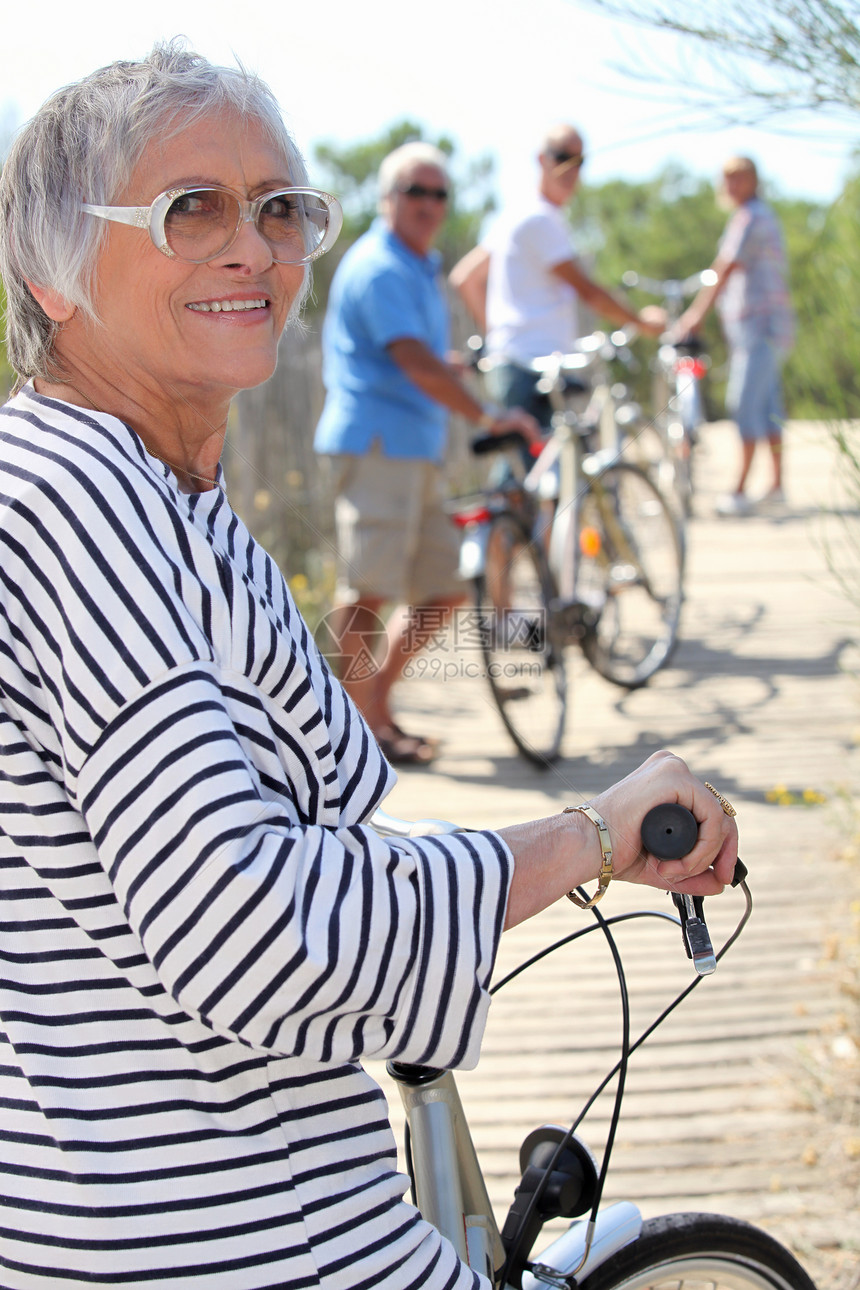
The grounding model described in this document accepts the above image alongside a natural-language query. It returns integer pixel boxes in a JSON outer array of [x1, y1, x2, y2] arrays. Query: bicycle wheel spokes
[[577, 464, 683, 689], [475, 512, 567, 766]]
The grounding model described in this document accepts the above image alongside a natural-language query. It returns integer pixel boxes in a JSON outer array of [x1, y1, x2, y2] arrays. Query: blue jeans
[[725, 323, 786, 441], [484, 361, 552, 429]]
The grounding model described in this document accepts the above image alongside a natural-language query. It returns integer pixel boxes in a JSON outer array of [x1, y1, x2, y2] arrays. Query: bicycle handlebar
[[623, 268, 717, 301], [642, 802, 747, 883]]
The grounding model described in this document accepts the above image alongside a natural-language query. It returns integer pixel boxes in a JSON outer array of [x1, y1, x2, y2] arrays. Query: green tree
[[786, 165, 860, 417], [577, 0, 860, 126]]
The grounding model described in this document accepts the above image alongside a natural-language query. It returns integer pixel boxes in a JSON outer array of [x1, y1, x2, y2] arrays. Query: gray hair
[[377, 141, 449, 202], [0, 38, 309, 385]]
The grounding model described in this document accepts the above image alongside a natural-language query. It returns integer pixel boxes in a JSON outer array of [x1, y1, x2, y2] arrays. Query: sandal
[[376, 726, 438, 766]]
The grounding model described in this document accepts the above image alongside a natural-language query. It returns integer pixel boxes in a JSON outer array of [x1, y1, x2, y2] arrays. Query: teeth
[[187, 298, 268, 313]]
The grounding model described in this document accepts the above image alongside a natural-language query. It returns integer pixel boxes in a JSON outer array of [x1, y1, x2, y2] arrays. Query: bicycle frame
[[386, 1060, 643, 1289], [528, 358, 631, 609], [453, 365, 670, 632]]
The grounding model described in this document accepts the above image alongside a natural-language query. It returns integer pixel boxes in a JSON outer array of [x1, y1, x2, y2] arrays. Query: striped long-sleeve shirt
[[0, 385, 512, 1289]]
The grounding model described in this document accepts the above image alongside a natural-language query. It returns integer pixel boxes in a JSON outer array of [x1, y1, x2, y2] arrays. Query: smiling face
[[74, 109, 306, 412]]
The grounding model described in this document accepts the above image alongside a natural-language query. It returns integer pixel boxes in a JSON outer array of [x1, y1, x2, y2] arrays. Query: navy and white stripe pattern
[[0, 386, 512, 1288]]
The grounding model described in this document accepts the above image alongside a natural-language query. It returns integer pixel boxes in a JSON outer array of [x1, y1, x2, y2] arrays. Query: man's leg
[[720, 332, 776, 511], [371, 591, 465, 731], [371, 458, 467, 757], [765, 359, 786, 495], [328, 595, 389, 724], [329, 452, 463, 762]]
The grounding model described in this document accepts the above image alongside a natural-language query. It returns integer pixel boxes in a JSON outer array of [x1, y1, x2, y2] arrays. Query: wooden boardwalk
[[365, 421, 860, 1290]]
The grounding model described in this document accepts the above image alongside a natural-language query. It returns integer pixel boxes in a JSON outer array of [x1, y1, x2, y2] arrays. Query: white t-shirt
[[482, 199, 579, 365]]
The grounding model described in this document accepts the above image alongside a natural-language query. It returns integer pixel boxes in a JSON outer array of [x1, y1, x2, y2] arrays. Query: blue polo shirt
[[314, 220, 450, 463]]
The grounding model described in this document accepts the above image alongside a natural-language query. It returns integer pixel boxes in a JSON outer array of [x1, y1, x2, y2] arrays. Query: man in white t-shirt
[[451, 124, 663, 419]]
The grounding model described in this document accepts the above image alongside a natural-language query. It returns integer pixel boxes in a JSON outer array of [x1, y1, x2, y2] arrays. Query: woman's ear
[[25, 281, 76, 323]]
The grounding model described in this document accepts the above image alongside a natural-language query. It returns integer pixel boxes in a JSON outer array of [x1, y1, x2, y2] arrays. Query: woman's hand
[[499, 750, 738, 929], [590, 750, 738, 896]]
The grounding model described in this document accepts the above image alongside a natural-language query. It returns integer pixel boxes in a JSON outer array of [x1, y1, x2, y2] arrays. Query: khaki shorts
[[331, 444, 461, 605]]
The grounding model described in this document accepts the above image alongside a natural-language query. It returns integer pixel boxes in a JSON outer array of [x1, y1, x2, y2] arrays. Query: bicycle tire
[[577, 1212, 817, 1290], [671, 374, 704, 518], [575, 463, 683, 689], [473, 511, 567, 767]]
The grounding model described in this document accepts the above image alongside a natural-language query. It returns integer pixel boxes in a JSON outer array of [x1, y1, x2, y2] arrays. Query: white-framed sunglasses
[[81, 184, 343, 265]]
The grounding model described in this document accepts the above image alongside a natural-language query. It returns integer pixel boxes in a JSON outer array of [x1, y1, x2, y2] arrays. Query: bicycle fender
[[521, 1201, 642, 1288]]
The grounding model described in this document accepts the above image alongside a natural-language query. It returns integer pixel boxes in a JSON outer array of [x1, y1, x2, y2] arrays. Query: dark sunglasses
[[397, 183, 450, 202], [551, 150, 585, 168]]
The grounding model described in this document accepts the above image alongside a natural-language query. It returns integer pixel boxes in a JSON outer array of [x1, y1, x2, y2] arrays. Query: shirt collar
[[375, 218, 442, 275]]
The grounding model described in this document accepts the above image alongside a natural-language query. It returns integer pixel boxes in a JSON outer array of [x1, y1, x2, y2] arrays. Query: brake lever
[[641, 803, 747, 977], [671, 893, 716, 975]]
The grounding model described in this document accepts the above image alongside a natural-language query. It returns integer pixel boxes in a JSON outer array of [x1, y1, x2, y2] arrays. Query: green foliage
[[308, 120, 496, 314], [786, 163, 860, 419]]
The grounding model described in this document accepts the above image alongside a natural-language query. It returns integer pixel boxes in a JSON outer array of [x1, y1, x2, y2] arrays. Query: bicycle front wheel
[[576, 463, 683, 688], [473, 511, 567, 767], [578, 1212, 817, 1290]]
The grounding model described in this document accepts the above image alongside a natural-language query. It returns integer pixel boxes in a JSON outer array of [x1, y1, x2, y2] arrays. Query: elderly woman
[[0, 41, 737, 1290]]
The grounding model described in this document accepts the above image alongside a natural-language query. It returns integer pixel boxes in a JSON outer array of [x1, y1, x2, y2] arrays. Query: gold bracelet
[[563, 804, 613, 908]]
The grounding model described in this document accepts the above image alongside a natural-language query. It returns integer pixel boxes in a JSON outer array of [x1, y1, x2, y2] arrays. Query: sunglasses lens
[[401, 184, 448, 201], [163, 188, 332, 264]]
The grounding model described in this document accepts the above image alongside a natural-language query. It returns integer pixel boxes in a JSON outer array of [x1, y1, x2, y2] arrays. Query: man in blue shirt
[[315, 142, 536, 763]]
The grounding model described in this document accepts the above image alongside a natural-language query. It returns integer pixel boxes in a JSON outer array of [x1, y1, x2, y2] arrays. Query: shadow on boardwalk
[[369, 421, 860, 1290]]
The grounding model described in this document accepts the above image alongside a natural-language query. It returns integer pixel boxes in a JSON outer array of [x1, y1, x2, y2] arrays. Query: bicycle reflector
[[450, 506, 492, 528], [579, 526, 602, 558], [674, 356, 708, 380]]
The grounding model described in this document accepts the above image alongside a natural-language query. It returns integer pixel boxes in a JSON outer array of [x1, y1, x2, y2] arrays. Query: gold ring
[[705, 782, 737, 817]]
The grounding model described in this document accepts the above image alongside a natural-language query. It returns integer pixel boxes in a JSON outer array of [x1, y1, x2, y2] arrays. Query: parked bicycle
[[450, 340, 684, 766], [621, 271, 716, 518], [371, 802, 816, 1290]]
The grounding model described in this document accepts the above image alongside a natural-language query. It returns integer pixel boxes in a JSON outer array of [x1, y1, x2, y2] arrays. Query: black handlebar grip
[[469, 430, 529, 456], [641, 803, 698, 859], [642, 802, 748, 886]]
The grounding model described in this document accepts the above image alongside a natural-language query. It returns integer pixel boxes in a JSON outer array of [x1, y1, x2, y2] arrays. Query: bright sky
[[2, 0, 855, 219]]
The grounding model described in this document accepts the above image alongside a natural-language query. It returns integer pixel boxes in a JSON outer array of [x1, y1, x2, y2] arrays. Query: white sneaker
[[758, 487, 786, 507], [715, 492, 752, 516]]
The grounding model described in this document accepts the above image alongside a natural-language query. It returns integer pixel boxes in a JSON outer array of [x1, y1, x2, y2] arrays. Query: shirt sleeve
[[518, 210, 575, 271], [75, 662, 513, 1070], [718, 206, 754, 266]]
